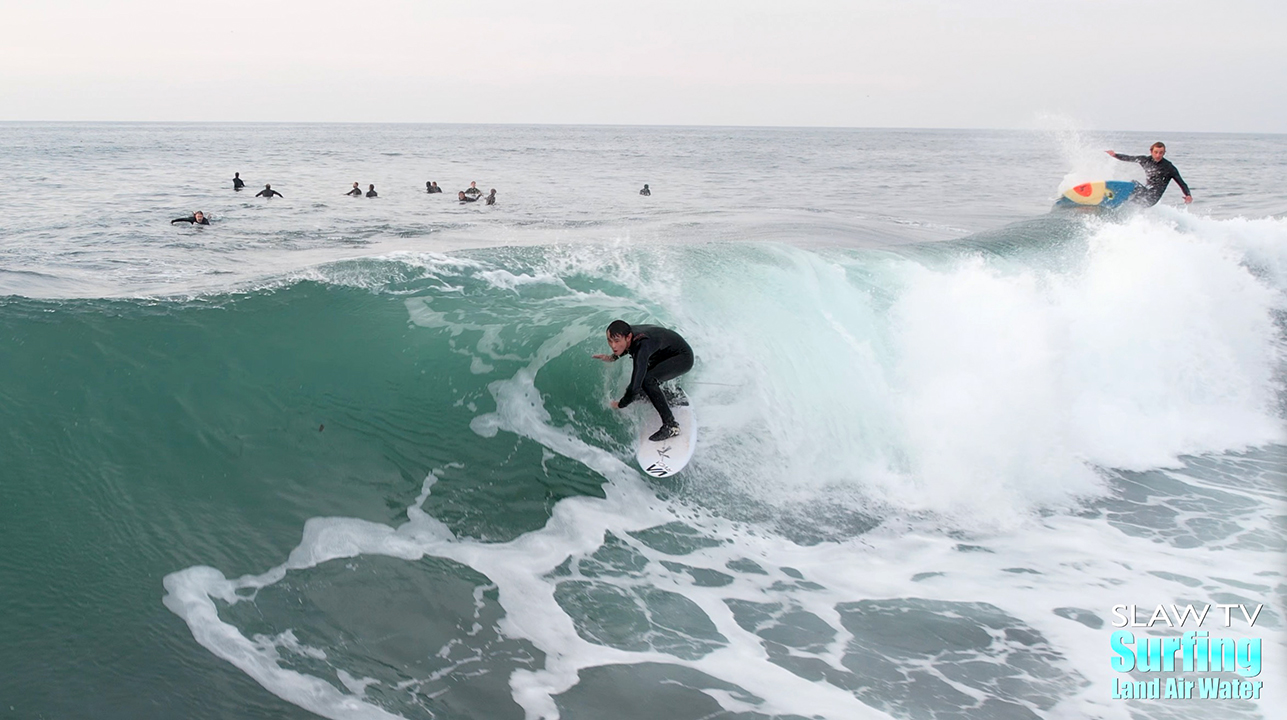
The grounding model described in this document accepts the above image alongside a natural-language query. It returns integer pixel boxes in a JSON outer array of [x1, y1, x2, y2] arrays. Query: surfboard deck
[[1054, 180, 1137, 209], [635, 386, 697, 478]]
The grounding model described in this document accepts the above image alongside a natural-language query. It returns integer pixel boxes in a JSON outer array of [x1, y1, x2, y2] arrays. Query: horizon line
[[0, 119, 1280, 136]]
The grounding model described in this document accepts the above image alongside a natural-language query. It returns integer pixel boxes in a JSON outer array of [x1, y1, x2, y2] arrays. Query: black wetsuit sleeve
[[618, 336, 660, 408], [171, 217, 195, 224], [1170, 166, 1191, 196], [1112, 154, 1146, 163]]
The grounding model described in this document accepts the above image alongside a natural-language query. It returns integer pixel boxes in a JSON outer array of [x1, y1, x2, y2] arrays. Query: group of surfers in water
[[174, 175, 505, 224]]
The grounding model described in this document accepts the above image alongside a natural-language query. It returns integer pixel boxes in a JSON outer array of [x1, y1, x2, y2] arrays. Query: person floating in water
[[1105, 142, 1192, 207], [426, 181, 442, 193], [171, 210, 209, 225], [366, 184, 378, 198], [485, 188, 497, 205], [639, 184, 651, 196], [594, 320, 694, 441], [346, 182, 362, 196], [458, 191, 477, 203], [256, 184, 283, 198], [233, 173, 245, 191], [464, 182, 482, 200]]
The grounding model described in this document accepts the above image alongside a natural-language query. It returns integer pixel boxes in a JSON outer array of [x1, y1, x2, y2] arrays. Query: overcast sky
[[2, 0, 1283, 132]]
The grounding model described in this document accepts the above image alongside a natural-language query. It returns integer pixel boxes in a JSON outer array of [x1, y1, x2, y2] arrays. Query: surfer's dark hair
[[607, 320, 632, 338], [1151, 141, 1166, 151]]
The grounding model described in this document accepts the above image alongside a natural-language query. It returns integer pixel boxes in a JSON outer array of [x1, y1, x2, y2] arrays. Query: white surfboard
[[635, 386, 697, 478]]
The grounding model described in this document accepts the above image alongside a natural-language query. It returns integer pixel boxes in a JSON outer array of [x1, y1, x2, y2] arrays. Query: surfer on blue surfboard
[[593, 320, 694, 441], [1105, 142, 1192, 207]]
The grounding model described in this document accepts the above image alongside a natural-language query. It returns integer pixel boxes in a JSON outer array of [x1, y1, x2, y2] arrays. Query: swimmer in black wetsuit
[[346, 182, 362, 196], [171, 211, 209, 225], [233, 173, 245, 191], [594, 320, 694, 441], [640, 184, 650, 196], [1106, 142, 1192, 207], [464, 182, 482, 200], [427, 181, 443, 193], [458, 191, 476, 203], [256, 184, 283, 198], [366, 184, 378, 198], [485, 188, 497, 205]]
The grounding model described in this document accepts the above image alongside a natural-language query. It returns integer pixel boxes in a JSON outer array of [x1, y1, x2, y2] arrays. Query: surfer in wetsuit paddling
[[233, 172, 245, 191], [594, 320, 694, 441], [256, 184, 283, 198], [1105, 142, 1192, 207], [171, 210, 209, 225]]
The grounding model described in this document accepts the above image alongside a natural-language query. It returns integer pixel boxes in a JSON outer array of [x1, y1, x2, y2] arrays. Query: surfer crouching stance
[[594, 320, 693, 441]]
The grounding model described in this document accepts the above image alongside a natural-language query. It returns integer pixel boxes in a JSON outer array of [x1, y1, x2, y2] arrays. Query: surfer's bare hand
[[1183, 195, 1192, 204], [609, 400, 620, 409], [592, 353, 615, 362], [1105, 150, 1117, 158]]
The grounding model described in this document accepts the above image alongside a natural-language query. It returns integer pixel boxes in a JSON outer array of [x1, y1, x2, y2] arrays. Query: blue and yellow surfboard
[[1054, 180, 1137, 210]]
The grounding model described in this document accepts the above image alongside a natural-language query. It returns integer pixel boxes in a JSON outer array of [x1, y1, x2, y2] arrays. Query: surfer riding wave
[[594, 320, 693, 441]]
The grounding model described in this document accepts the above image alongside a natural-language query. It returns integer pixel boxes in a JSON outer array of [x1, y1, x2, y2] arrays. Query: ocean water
[[1, 123, 1285, 720]]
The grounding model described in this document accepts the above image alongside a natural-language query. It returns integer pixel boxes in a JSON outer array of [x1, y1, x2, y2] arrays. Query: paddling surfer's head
[[1150, 142, 1166, 161]]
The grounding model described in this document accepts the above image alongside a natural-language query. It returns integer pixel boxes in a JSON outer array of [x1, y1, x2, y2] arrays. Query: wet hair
[[1151, 142, 1166, 151], [607, 320, 632, 339]]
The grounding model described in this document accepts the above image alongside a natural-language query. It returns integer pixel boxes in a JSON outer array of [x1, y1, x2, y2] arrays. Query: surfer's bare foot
[[649, 422, 679, 442]]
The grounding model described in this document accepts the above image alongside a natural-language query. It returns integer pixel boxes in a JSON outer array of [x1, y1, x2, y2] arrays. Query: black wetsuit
[[615, 325, 694, 425], [366, 189, 378, 197], [347, 187, 362, 196], [485, 192, 496, 205], [171, 215, 209, 225], [233, 177, 245, 190], [640, 186, 651, 196], [256, 188, 283, 198], [464, 188, 481, 200], [427, 184, 442, 194], [1113, 154, 1190, 207]]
